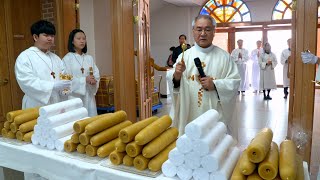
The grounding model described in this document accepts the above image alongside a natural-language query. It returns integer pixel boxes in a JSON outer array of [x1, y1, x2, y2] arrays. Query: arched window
[[273, 0, 320, 20], [272, 0, 292, 20], [200, 0, 251, 23]]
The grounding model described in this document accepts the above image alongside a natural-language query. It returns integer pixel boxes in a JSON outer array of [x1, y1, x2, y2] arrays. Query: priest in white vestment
[[280, 38, 291, 99], [250, 40, 263, 93], [231, 39, 249, 95], [14, 20, 71, 180], [259, 42, 277, 100], [168, 15, 240, 138], [62, 29, 100, 117]]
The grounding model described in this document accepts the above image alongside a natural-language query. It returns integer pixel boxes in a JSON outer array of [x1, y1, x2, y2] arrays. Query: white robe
[[15, 46, 65, 109], [316, 65, 320, 82], [280, 49, 291, 87], [251, 48, 264, 91], [167, 43, 240, 138], [62, 52, 100, 117], [231, 48, 249, 91], [259, 52, 277, 90]]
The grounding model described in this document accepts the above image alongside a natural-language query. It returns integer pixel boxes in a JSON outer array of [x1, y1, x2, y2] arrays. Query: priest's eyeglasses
[[194, 28, 213, 35]]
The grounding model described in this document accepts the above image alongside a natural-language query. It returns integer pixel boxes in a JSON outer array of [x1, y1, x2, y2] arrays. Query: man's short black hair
[[179, 34, 187, 40], [30, 20, 56, 36], [67, 29, 88, 53]]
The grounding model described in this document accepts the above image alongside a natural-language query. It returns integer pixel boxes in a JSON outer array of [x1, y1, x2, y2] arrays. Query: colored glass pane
[[200, 0, 251, 23]]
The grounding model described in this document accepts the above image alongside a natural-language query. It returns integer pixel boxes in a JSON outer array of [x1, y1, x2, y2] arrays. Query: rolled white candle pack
[[39, 98, 83, 118], [209, 146, 240, 180], [31, 134, 40, 145], [201, 134, 235, 172], [45, 107, 88, 128], [176, 134, 193, 154], [37, 117, 45, 126], [46, 139, 55, 150], [192, 122, 227, 156], [49, 120, 75, 140], [39, 137, 47, 147], [177, 163, 193, 180], [185, 109, 219, 140], [193, 167, 209, 180], [55, 135, 72, 152], [161, 160, 177, 178], [168, 147, 185, 166], [184, 151, 201, 169], [34, 125, 41, 134]]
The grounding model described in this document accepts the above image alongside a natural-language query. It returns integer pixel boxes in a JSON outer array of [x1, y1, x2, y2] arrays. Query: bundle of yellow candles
[[231, 128, 304, 180]]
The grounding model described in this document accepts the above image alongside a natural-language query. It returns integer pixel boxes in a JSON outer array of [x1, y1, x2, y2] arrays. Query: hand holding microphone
[[194, 58, 215, 91]]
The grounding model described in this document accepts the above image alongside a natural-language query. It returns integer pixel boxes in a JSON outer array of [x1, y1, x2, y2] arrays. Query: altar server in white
[[251, 40, 263, 93], [168, 14, 240, 137], [259, 42, 277, 100], [231, 39, 249, 95], [15, 20, 71, 109], [62, 29, 100, 117], [280, 38, 291, 99]]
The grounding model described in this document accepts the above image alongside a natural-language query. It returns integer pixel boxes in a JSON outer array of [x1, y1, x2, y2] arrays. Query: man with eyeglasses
[[231, 39, 250, 95], [167, 14, 240, 138]]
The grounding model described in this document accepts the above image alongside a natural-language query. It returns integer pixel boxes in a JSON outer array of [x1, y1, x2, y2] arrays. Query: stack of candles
[[162, 109, 240, 180], [31, 98, 88, 151]]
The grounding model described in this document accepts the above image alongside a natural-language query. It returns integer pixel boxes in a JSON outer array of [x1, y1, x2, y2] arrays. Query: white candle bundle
[[193, 167, 209, 180], [39, 98, 83, 118], [162, 110, 239, 180], [209, 147, 240, 180], [55, 135, 72, 151], [176, 134, 193, 154], [49, 120, 76, 140], [44, 107, 88, 128], [168, 148, 185, 166], [185, 109, 219, 140], [184, 151, 201, 169], [161, 160, 177, 178], [177, 164, 193, 180], [201, 134, 235, 172], [192, 122, 227, 156]]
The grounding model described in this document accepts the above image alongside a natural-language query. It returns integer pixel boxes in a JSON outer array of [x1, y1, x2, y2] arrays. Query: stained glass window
[[272, 0, 292, 20], [200, 0, 251, 23]]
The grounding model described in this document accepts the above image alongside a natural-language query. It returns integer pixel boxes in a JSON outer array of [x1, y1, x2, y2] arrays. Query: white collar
[[195, 43, 214, 53], [29, 46, 50, 54]]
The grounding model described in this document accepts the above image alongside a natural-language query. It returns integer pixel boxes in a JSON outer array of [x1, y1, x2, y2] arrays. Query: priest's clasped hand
[[200, 77, 215, 91], [173, 59, 186, 81], [86, 75, 97, 85], [301, 52, 318, 64], [53, 80, 71, 91]]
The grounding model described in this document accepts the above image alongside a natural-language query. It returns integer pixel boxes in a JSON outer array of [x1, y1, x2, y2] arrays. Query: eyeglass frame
[[192, 27, 215, 35]]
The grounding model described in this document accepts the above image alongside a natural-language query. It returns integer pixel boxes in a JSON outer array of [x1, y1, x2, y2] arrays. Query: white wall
[[79, 0, 113, 76]]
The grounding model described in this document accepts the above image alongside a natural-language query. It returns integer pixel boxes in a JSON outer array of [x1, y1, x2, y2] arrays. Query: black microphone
[[194, 57, 206, 78]]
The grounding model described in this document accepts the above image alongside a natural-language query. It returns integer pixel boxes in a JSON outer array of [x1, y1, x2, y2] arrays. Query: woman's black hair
[[169, 46, 175, 51], [31, 20, 56, 36], [67, 29, 87, 53]]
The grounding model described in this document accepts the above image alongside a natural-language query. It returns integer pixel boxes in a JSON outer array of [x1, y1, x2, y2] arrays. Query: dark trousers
[[284, 87, 288, 95]]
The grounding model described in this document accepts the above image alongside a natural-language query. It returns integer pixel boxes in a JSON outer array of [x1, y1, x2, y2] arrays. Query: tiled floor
[[154, 88, 320, 179]]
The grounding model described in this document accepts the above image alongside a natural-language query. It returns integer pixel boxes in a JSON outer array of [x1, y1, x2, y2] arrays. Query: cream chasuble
[[168, 44, 240, 137]]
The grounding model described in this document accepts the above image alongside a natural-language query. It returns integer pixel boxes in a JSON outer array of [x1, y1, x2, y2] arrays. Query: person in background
[[15, 19, 71, 180], [250, 40, 263, 93], [171, 34, 191, 64], [167, 14, 240, 138], [167, 46, 175, 67], [259, 42, 277, 100], [301, 51, 320, 83], [15, 20, 71, 109], [280, 38, 291, 99], [62, 29, 100, 117], [231, 39, 249, 95]]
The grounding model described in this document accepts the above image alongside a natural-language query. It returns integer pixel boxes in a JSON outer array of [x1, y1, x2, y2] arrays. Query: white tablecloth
[[0, 140, 311, 180], [0, 140, 176, 180]]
